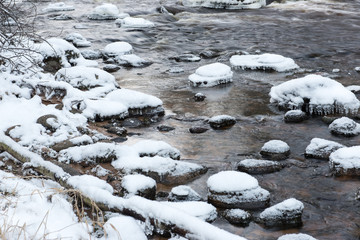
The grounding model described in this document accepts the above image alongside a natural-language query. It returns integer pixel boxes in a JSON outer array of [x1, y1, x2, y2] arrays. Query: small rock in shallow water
[[189, 62, 233, 87], [329, 117, 360, 136], [200, 49, 221, 59], [48, 13, 73, 20], [208, 115, 236, 129], [81, 50, 102, 60], [321, 115, 337, 124], [355, 67, 360, 72], [237, 159, 284, 174], [260, 140, 290, 161], [305, 138, 344, 160], [122, 118, 143, 128], [157, 125, 175, 132], [189, 126, 209, 134], [115, 17, 155, 28], [194, 92, 206, 102], [103, 64, 120, 72], [107, 126, 127, 136], [278, 233, 317, 240], [284, 110, 307, 123], [168, 185, 202, 202], [170, 53, 201, 62], [258, 198, 304, 228], [223, 209, 251, 226], [329, 146, 360, 176]]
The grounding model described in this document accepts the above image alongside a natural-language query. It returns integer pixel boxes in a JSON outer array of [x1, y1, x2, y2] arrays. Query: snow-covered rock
[[237, 159, 284, 174], [115, 17, 155, 28], [103, 41, 133, 58], [329, 117, 360, 136], [230, 53, 299, 72], [223, 209, 251, 226], [260, 140, 290, 160], [170, 53, 201, 62], [91, 165, 110, 177], [132, 140, 181, 160], [81, 49, 102, 60], [115, 54, 152, 67], [207, 171, 270, 209], [194, 92, 206, 101], [103, 215, 147, 240], [43, 2, 75, 13], [305, 138, 345, 159], [169, 185, 203, 202], [278, 233, 317, 240], [208, 115, 236, 129], [55, 66, 118, 90], [121, 174, 157, 199], [189, 63, 233, 87], [163, 201, 217, 222], [284, 110, 307, 123], [329, 146, 360, 176], [88, 3, 122, 20], [259, 198, 304, 228], [81, 98, 129, 121], [270, 74, 360, 115], [64, 33, 91, 48], [183, 0, 266, 9]]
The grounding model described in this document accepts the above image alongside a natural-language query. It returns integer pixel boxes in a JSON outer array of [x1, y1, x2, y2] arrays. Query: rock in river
[[121, 174, 156, 200], [329, 117, 360, 136], [284, 110, 307, 123], [189, 63, 233, 87], [260, 140, 290, 160], [305, 138, 344, 160], [208, 115, 236, 129], [237, 159, 284, 174], [223, 209, 252, 226], [278, 233, 317, 240], [329, 146, 360, 176], [168, 185, 202, 202]]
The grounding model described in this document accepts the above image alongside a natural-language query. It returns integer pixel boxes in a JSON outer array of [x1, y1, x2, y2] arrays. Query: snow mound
[[270, 74, 360, 115], [163, 201, 217, 222], [278, 233, 317, 240], [305, 138, 345, 159], [207, 171, 259, 193], [43, 2, 75, 12], [115, 54, 152, 67], [182, 0, 266, 9], [329, 117, 360, 136], [88, 3, 121, 20], [132, 140, 181, 160], [103, 41, 133, 58], [189, 63, 233, 87], [82, 98, 129, 121], [329, 146, 360, 176], [261, 140, 290, 154], [55, 66, 118, 90], [68, 174, 114, 194], [230, 53, 299, 72], [121, 174, 156, 198], [103, 215, 147, 240], [64, 33, 91, 48], [115, 17, 155, 28], [169, 185, 202, 201]]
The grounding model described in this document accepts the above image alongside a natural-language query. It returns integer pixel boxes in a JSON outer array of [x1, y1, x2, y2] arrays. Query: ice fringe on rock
[[230, 53, 299, 72], [305, 138, 344, 159], [278, 233, 317, 240], [115, 17, 155, 28], [182, 0, 266, 9], [189, 63, 233, 87], [329, 146, 360, 176], [270, 74, 360, 115]]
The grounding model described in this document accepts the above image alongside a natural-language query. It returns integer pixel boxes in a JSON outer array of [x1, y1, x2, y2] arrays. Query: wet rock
[[189, 62, 233, 87], [329, 146, 360, 176], [278, 233, 317, 240], [189, 126, 209, 134], [194, 92, 206, 102], [355, 67, 360, 72], [200, 49, 221, 59], [284, 110, 307, 123], [321, 115, 337, 124], [111, 137, 128, 143], [208, 115, 236, 129], [260, 140, 290, 160], [183, 0, 266, 9], [237, 159, 284, 174], [168, 185, 202, 202], [122, 118, 143, 128], [128, 106, 165, 118], [329, 117, 360, 136], [121, 174, 156, 200], [36, 114, 59, 132], [258, 198, 304, 228], [170, 53, 201, 62], [81, 50, 102, 60], [356, 189, 360, 201], [115, 54, 152, 68], [103, 42, 133, 59], [107, 126, 127, 136], [157, 125, 175, 132], [48, 13, 73, 20], [167, 67, 184, 73], [207, 171, 270, 209], [115, 17, 155, 28], [51, 140, 76, 152], [305, 138, 345, 160], [223, 209, 252, 226], [103, 64, 120, 72]]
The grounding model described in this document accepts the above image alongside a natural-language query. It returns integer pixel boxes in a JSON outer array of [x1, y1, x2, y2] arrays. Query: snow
[[355, 67, 360, 72], [115, 54, 151, 67], [88, 3, 121, 20], [121, 174, 156, 197], [270, 74, 360, 114], [42, 2, 75, 12], [162, 201, 217, 222], [64, 33, 91, 47], [91, 165, 110, 177], [230, 53, 299, 72], [223, 209, 250, 220], [207, 171, 259, 193], [55, 66, 118, 89], [305, 138, 344, 159], [131, 140, 181, 159], [209, 115, 236, 123], [329, 117, 360, 136], [329, 146, 360, 172], [261, 140, 290, 153], [346, 85, 360, 93], [238, 159, 281, 167], [67, 174, 114, 194], [81, 98, 129, 120], [116, 17, 155, 28], [103, 215, 147, 240], [189, 63, 233, 87], [183, 0, 266, 9], [169, 185, 202, 201], [103, 42, 133, 58], [259, 198, 304, 219], [278, 233, 317, 240]]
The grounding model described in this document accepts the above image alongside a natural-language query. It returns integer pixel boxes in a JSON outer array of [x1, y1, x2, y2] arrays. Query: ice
[[189, 63, 233, 87], [102, 215, 147, 240], [116, 17, 155, 28], [270, 74, 360, 115], [230, 53, 299, 72], [103, 42, 133, 58], [183, 0, 266, 9], [207, 171, 259, 192], [278, 233, 317, 240], [42, 2, 75, 13], [121, 174, 156, 198], [261, 140, 290, 153]]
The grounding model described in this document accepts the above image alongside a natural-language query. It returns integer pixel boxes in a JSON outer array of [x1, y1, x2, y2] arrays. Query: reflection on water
[[34, 0, 360, 239]]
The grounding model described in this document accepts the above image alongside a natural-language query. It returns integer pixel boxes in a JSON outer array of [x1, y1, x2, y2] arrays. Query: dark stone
[[260, 150, 290, 161], [51, 140, 76, 152], [169, 54, 201, 62], [189, 126, 209, 134], [168, 185, 202, 202], [81, 50, 102, 60], [41, 56, 62, 73], [36, 114, 59, 132], [128, 106, 165, 118], [200, 49, 221, 59], [194, 93, 206, 102], [35, 83, 67, 99], [223, 209, 252, 226], [209, 116, 236, 129], [107, 126, 127, 136], [111, 137, 128, 143], [103, 64, 120, 72], [156, 191, 169, 199], [329, 117, 360, 136], [237, 159, 284, 174], [157, 125, 175, 132], [122, 118, 143, 128], [322, 115, 337, 124], [284, 110, 307, 123]]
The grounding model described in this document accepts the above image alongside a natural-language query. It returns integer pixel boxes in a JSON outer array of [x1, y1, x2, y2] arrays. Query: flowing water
[[33, 0, 360, 239]]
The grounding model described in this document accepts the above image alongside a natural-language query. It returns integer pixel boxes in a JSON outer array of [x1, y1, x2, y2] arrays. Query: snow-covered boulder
[[284, 110, 307, 123], [223, 209, 252, 226], [182, 0, 266, 9], [278, 233, 317, 240], [170, 53, 201, 62], [260, 140, 290, 160], [208, 115, 236, 129], [305, 138, 344, 159], [103, 41, 133, 58], [163, 201, 217, 222], [329, 117, 360, 136], [230, 53, 299, 72], [115, 54, 152, 68], [329, 146, 360, 176], [81, 98, 129, 121], [270, 75, 360, 115], [55, 66, 118, 90], [132, 140, 181, 160], [81, 49, 102, 60], [88, 3, 122, 20], [64, 33, 91, 48], [189, 63, 233, 87], [237, 159, 284, 174], [194, 92, 206, 102], [258, 198, 304, 228], [169, 185, 203, 201], [115, 17, 155, 28], [43, 2, 75, 13], [121, 174, 157, 199], [207, 171, 270, 209], [103, 216, 147, 240]]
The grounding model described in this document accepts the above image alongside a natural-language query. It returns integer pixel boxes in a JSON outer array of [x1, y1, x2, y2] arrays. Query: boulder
[[115, 54, 152, 68], [305, 138, 344, 159], [237, 159, 284, 174], [258, 198, 304, 228], [189, 63, 233, 87], [121, 174, 156, 200], [103, 42, 133, 59], [103, 64, 120, 73], [157, 125, 175, 132], [260, 140, 290, 160], [207, 171, 270, 209], [81, 50, 102, 60], [208, 115, 236, 129], [329, 146, 360, 176], [284, 110, 307, 123], [223, 209, 252, 226], [168, 185, 202, 202], [329, 117, 360, 136]]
